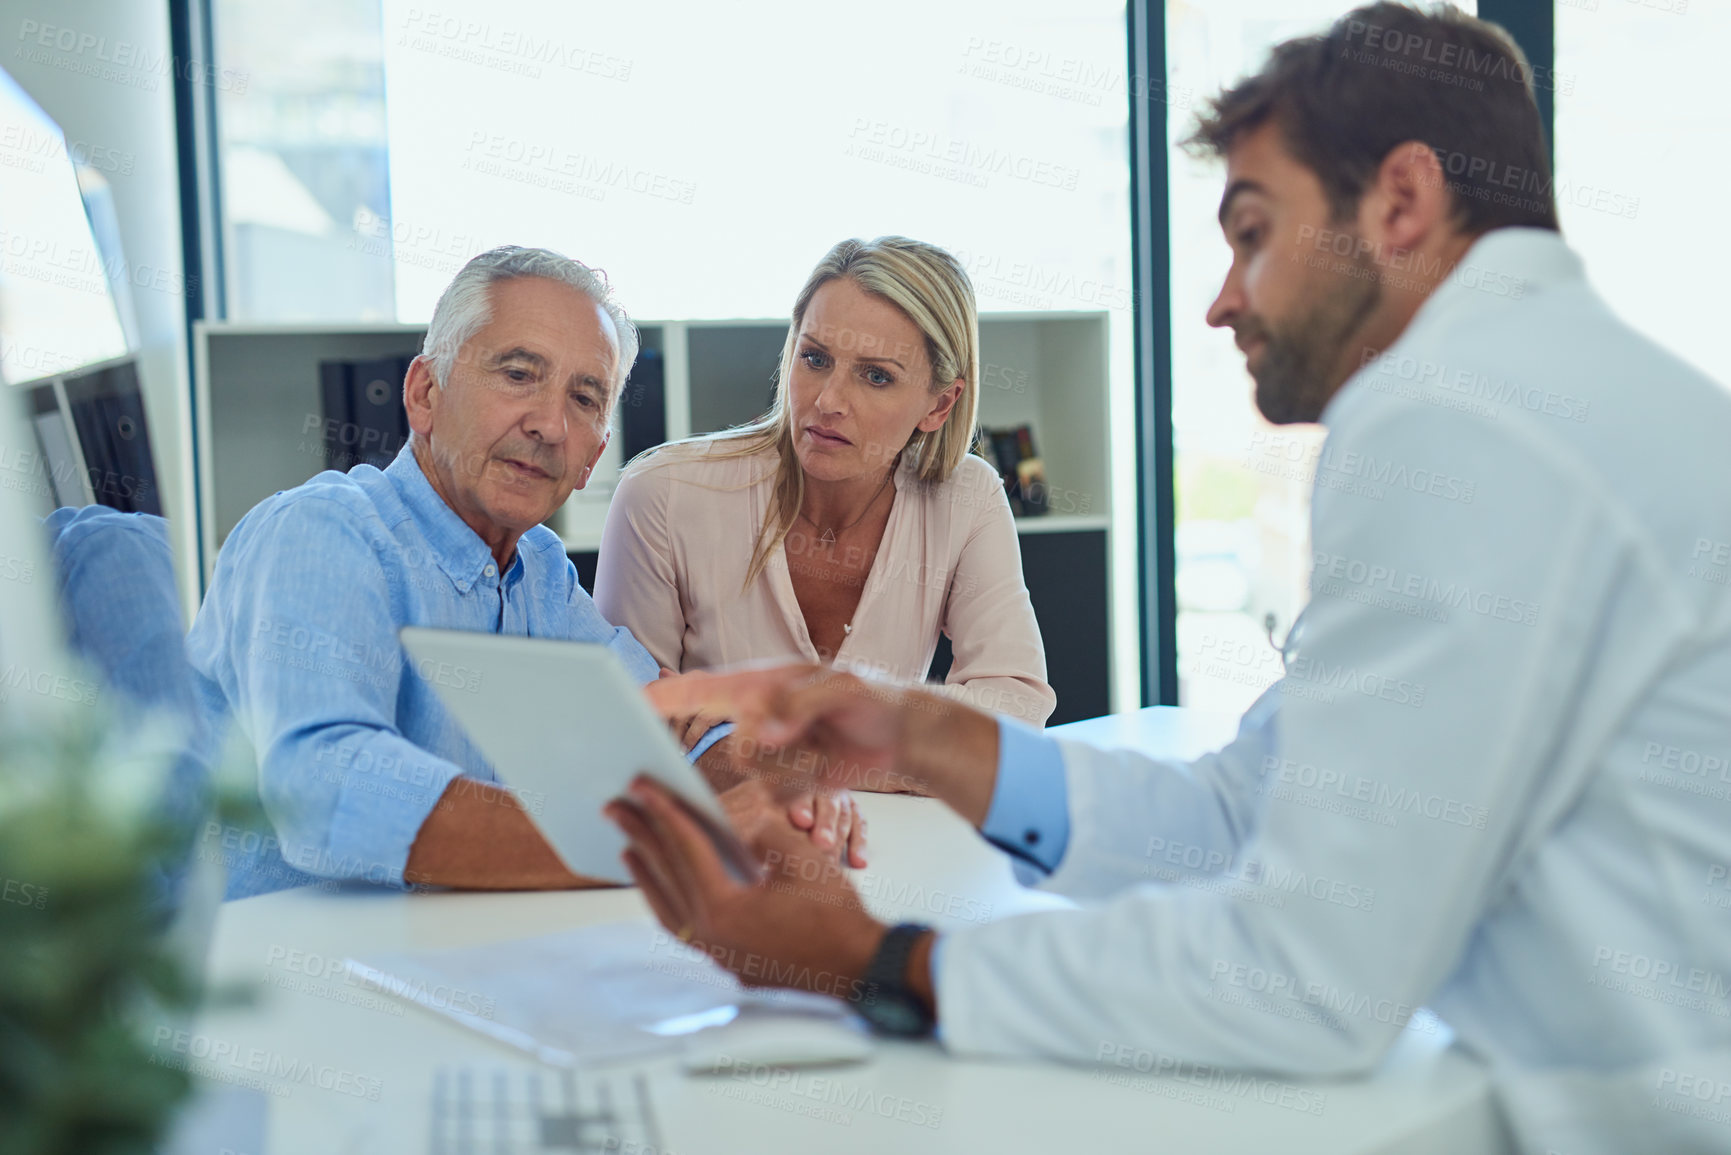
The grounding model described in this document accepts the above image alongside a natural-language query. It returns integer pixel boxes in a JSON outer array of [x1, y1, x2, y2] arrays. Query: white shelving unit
[[196, 313, 1110, 562], [194, 311, 1115, 720], [194, 322, 428, 582]]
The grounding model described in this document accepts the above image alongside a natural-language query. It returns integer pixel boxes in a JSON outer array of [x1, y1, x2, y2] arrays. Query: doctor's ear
[[1360, 140, 1455, 255]]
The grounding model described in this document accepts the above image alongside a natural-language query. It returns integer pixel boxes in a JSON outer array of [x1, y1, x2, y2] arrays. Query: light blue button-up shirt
[[188, 444, 718, 897], [46, 506, 214, 916]]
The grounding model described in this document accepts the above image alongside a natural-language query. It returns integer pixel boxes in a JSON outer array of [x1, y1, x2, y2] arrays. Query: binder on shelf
[[318, 355, 412, 473], [620, 347, 666, 462]]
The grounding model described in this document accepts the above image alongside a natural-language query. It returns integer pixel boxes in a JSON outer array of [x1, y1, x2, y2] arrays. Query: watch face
[[864, 992, 929, 1037], [858, 924, 935, 1037]]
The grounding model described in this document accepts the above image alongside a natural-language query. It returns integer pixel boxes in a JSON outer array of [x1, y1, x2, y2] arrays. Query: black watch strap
[[853, 922, 936, 1037]]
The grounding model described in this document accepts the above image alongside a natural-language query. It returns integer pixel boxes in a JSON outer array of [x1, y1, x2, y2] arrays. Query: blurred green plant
[[0, 713, 252, 1155]]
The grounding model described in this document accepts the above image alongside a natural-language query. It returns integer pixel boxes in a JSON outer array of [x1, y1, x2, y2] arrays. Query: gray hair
[[421, 245, 639, 405]]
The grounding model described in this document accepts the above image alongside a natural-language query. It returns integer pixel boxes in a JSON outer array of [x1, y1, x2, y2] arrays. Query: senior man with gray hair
[[189, 246, 865, 896]]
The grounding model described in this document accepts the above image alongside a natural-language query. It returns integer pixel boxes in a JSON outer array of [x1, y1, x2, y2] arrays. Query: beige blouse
[[593, 441, 1055, 727]]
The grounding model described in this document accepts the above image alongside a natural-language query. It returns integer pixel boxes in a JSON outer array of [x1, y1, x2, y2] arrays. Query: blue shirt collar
[[384, 442, 508, 590]]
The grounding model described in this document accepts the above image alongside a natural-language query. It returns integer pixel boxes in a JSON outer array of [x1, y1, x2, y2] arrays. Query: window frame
[[1124, 0, 1556, 706]]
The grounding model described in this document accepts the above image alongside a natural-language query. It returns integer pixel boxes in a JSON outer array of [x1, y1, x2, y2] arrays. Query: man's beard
[[1246, 249, 1382, 425]]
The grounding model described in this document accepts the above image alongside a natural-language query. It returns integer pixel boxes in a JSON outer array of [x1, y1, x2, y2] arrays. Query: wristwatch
[[850, 922, 936, 1037]]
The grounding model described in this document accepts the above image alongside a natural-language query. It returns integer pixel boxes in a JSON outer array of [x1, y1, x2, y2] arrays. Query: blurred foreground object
[[0, 718, 199, 1155]]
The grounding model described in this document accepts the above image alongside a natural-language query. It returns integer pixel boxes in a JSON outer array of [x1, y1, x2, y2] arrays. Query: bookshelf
[[195, 311, 1114, 721]]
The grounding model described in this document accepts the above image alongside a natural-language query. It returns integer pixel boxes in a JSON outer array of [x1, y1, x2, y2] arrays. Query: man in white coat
[[608, 4, 1731, 1151]]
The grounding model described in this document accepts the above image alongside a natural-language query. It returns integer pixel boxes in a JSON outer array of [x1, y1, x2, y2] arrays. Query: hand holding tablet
[[398, 628, 760, 884]]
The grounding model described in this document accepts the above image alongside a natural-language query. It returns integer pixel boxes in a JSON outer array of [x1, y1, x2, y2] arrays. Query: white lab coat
[[937, 229, 1731, 1155]]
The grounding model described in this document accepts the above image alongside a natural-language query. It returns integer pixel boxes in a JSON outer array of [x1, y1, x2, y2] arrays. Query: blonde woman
[[595, 236, 1055, 752]]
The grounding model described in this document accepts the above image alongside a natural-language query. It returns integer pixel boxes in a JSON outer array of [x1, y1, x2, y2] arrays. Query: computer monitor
[[59, 355, 161, 515], [19, 355, 162, 518], [0, 382, 74, 711], [0, 67, 129, 386], [26, 377, 83, 511]]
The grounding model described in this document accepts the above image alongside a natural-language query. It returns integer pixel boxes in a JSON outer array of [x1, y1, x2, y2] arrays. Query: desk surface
[[183, 707, 1506, 1154]]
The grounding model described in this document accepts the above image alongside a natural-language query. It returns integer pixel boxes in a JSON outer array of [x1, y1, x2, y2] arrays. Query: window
[[1555, 0, 1725, 387], [1166, 0, 1474, 714], [211, 0, 393, 320], [375, 1, 1131, 325], [206, 0, 1142, 706]]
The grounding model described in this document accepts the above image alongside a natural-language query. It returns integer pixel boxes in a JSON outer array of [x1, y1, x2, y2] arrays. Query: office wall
[[3, 0, 198, 617]]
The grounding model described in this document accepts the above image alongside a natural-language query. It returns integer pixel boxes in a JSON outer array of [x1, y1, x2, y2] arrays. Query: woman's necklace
[[798, 473, 893, 547]]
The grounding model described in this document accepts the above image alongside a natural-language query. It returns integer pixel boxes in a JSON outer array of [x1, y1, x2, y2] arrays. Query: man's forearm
[[897, 690, 1001, 828], [404, 777, 610, 890], [695, 737, 749, 793], [685, 680, 999, 827]]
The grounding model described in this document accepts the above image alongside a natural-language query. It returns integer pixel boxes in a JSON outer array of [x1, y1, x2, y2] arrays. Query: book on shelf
[[981, 423, 1048, 516]]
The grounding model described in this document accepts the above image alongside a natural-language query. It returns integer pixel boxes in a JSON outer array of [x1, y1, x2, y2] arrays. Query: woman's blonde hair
[[648, 236, 980, 585]]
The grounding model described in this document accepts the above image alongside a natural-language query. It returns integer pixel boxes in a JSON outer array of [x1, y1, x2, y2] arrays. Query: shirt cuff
[[688, 721, 733, 764], [320, 742, 467, 891], [979, 716, 1070, 877], [929, 933, 947, 1042]]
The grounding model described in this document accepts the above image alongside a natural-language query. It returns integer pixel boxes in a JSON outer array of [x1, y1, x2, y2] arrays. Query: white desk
[[185, 707, 1508, 1154]]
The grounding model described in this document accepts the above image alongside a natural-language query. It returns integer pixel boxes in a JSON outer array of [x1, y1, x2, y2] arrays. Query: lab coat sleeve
[[1023, 686, 1282, 900], [935, 406, 1627, 1075]]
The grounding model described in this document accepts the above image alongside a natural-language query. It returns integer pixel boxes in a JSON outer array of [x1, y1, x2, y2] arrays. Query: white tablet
[[398, 627, 755, 885]]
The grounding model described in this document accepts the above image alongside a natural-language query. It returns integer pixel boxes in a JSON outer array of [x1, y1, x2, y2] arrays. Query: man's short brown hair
[[1185, 2, 1560, 235]]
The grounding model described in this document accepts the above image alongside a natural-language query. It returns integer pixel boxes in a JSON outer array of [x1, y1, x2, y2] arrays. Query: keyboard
[[430, 1064, 664, 1154]]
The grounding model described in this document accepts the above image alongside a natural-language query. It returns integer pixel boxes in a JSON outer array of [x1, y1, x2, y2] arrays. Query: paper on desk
[[345, 920, 847, 1068]]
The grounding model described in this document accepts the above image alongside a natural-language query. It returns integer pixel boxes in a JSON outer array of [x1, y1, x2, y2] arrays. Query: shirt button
[[1024, 829, 1041, 847], [484, 565, 496, 577]]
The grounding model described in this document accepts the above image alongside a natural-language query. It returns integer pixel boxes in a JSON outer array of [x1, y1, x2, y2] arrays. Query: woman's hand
[[718, 778, 868, 869], [786, 788, 870, 869]]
